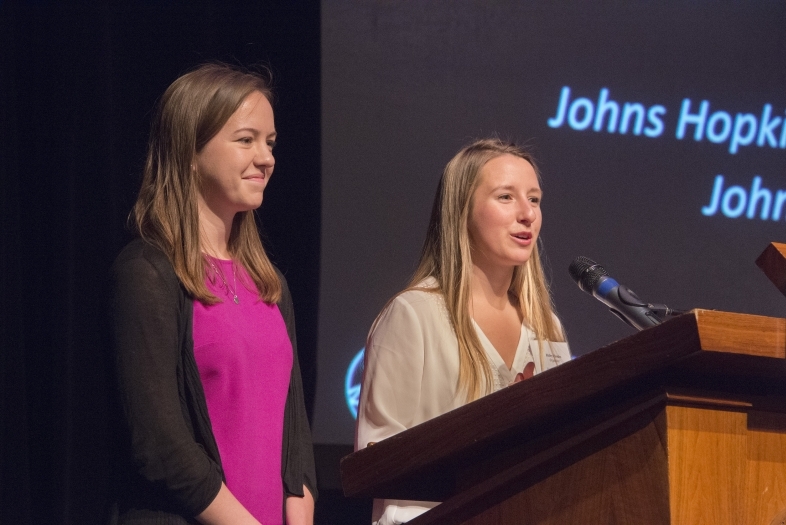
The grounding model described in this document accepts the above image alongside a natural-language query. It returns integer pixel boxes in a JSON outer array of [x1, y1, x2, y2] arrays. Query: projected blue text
[[702, 175, 786, 220], [548, 85, 786, 222], [548, 86, 786, 156]]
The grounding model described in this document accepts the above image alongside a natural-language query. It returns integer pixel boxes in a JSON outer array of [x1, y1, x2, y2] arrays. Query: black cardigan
[[109, 239, 317, 523]]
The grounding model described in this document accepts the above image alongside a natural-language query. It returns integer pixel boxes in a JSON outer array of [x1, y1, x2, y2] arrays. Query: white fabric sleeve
[[357, 295, 426, 449]]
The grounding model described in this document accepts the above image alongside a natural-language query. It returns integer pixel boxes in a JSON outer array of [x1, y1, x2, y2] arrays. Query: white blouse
[[356, 284, 571, 525]]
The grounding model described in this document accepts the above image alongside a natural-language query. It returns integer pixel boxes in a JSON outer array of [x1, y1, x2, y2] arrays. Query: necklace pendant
[[233, 295, 240, 304]]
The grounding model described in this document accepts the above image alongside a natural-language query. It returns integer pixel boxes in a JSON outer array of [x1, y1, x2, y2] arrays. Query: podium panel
[[668, 403, 786, 525], [410, 396, 786, 525], [456, 403, 671, 525]]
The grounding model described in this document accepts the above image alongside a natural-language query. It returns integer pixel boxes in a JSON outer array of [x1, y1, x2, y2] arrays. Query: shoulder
[[371, 284, 449, 342], [272, 266, 293, 309], [385, 287, 445, 321], [273, 265, 290, 296], [272, 265, 297, 333], [111, 238, 179, 294], [397, 277, 443, 309], [113, 238, 170, 271]]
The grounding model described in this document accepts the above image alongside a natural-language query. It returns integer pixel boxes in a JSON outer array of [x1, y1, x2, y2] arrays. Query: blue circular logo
[[344, 349, 365, 419]]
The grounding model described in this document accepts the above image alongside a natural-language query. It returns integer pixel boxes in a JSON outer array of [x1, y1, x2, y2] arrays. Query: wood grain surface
[[695, 309, 786, 358], [667, 404, 786, 525], [410, 399, 672, 525], [462, 411, 671, 525]]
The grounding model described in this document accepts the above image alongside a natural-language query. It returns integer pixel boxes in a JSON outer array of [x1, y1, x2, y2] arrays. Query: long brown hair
[[406, 138, 565, 401], [132, 63, 281, 304]]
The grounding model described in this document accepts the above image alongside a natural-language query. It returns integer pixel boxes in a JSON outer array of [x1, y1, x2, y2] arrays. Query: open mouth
[[512, 232, 532, 241]]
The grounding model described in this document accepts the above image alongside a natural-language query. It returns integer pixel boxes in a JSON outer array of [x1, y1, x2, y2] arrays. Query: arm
[[356, 294, 427, 450], [196, 483, 261, 525], [111, 244, 223, 515], [356, 294, 441, 524], [285, 486, 315, 525]]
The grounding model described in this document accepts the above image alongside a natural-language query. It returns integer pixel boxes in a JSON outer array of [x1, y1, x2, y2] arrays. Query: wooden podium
[[341, 244, 786, 524]]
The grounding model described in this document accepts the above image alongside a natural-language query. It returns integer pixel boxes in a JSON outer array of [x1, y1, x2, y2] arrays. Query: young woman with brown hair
[[110, 63, 316, 525]]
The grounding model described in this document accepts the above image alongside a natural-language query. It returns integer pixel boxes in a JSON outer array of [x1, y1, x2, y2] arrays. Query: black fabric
[[277, 269, 319, 501], [109, 239, 316, 523]]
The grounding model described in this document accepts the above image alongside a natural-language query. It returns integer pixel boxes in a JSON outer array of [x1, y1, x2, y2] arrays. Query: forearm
[[285, 486, 315, 525], [196, 483, 261, 525]]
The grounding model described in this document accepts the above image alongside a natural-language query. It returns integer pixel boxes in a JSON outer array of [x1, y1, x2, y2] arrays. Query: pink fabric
[[193, 258, 292, 524]]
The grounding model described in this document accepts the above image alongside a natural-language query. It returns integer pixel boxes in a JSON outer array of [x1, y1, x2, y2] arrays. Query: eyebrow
[[233, 127, 277, 138], [491, 185, 542, 193]]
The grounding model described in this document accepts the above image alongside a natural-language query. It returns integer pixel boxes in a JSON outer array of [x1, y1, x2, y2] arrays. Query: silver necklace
[[208, 259, 239, 304]]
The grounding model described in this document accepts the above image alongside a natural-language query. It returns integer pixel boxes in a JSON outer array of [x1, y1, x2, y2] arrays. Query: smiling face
[[467, 154, 542, 273], [195, 90, 276, 223]]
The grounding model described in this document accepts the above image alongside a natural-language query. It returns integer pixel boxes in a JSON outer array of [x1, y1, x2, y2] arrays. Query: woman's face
[[467, 154, 542, 272], [195, 90, 276, 222]]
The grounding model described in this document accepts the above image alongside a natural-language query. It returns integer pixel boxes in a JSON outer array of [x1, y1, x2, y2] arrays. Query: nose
[[254, 142, 275, 172], [518, 201, 536, 224]]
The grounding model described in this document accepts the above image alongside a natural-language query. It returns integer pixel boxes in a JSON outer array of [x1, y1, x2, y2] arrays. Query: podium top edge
[[692, 309, 786, 359]]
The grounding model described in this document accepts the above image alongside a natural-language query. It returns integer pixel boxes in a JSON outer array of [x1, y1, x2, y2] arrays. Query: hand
[[513, 362, 536, 383]]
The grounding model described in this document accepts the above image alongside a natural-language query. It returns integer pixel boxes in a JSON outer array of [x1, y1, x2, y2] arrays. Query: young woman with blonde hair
[[356, 138, 571, 525], [110, 63, 316, 525]]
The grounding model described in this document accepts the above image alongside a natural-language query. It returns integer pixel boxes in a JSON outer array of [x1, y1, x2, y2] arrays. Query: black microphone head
[[568, 256, 607, 293]]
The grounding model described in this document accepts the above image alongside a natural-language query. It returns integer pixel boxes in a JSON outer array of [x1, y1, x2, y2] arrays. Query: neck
[[470, 258, 514, 310], [198, 197, 234, 259]]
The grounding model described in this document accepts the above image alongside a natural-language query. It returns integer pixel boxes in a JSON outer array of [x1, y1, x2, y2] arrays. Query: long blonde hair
[[405, 138, 565, 401], [132, 63, 281, 304]]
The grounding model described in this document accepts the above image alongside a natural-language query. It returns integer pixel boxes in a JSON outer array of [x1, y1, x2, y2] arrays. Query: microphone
[[568, 256, 683, 331]]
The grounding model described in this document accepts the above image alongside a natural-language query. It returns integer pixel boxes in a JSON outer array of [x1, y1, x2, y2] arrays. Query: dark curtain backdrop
[[0, 2, 321, 524]]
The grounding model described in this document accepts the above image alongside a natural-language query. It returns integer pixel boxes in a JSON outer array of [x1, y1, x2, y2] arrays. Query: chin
[[245, 197, 265, 209], [511, 255, 533, 267], [233, 204, 263, 215]]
